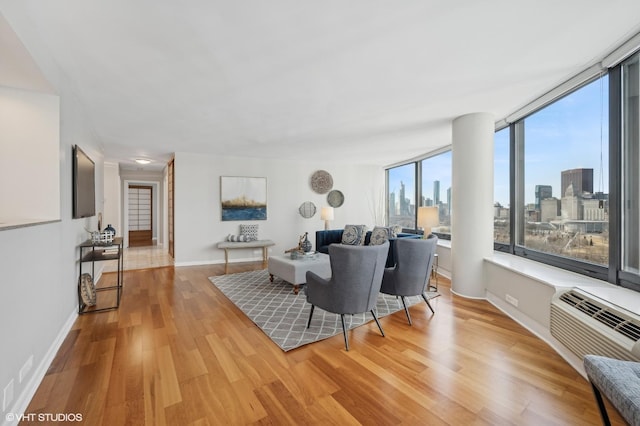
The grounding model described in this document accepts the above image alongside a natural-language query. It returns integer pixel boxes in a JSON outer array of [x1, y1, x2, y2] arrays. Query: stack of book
[[101, 248, 119, 256]]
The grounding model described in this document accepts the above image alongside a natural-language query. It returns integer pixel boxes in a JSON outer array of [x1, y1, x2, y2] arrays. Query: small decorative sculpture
[[285, 232, 313, 255]]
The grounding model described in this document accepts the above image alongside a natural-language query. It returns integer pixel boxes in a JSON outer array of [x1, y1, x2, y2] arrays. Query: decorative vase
[[104, 224, 116, 237], [301, 233, 312, 253]]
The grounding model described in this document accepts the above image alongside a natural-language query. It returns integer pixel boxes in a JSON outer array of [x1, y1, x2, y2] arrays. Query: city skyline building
[[561, 168, 593, 197], [541, 198, 561, 222], [389, 192, 396, 216], [398, 181, 413, 217], [535, 185, 552, 210]]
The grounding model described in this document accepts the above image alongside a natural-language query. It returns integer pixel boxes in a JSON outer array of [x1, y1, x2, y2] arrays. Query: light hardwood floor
[[26, 262, 625, 425], [102, 245, 174, 273]]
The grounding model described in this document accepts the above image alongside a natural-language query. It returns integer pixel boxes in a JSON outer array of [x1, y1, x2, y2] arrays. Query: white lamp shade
[[320, 207, 334, 221], [417, 206, 439, 234]]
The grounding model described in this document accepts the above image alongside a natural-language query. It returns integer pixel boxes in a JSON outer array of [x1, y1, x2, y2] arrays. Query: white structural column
[[451, 112, 494, 298]]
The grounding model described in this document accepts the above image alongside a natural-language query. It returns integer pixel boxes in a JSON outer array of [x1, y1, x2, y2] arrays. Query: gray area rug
[[209, 269, 439, 351]]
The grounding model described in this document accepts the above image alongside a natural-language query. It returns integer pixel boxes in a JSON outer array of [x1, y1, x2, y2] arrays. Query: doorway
[[128, 185, 153, 247]]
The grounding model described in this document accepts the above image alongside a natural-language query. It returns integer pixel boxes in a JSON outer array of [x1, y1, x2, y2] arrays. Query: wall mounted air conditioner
[[550, 287, 640, 361]]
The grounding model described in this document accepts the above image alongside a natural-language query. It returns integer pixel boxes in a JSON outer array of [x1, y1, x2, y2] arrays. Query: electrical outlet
[[506, 294, 519, 307], [20, 355, 33, 383], [3, 379, 14, 412]]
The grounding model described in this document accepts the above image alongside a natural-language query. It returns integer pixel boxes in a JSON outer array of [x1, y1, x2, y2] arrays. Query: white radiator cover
[[550, 287, 640, 362]]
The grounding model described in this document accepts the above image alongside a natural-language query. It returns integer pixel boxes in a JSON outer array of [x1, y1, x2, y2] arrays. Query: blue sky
[[496, 75, 609, 206], [389, 75, 608, 209]]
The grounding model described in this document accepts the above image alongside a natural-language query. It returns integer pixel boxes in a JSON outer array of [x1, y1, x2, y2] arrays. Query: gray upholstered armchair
[[380, 235, 438, 325], [305, 241, 389, 351]]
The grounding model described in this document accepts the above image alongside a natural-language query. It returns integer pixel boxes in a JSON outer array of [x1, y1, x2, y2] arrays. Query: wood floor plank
[[21, 263, 627, 425], [306, 395, 362, 425], [204, 333, 246, 384], [155, 345, 182, 407]]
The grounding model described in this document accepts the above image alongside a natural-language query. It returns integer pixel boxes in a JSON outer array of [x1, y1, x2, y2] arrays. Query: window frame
[[493, 125, 511, 252], [386, 149, 452, 239], [386, 162, 418, 231], [507, 73, 614, 283], [420, 150, 452, 240], [618, 55, 640, 292]]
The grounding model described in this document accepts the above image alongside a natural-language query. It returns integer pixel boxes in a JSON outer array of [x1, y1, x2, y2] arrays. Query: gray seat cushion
[[584, 354, 640, 426]]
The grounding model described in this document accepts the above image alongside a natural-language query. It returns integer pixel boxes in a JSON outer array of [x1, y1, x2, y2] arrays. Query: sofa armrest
[[315, 229, 344, 254]]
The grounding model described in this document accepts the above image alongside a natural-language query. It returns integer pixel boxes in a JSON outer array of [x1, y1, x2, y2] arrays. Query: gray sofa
[[315, 229, 421, 267]]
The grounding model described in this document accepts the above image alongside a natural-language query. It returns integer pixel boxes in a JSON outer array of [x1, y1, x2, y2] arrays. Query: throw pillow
[[341, 225, 367, 245], [227, 234, 249, 242], [370, 226, 392, 246], [239, 224, 259, 241]]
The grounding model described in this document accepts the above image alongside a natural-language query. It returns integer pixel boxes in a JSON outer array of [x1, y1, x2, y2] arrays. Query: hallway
[[102, 244, 173, 272]]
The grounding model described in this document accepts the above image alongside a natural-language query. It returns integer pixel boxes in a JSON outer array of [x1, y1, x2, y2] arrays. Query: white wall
[[485, 261, 557, 328], [435, 242, 452, 279], [0, 9, 104, 420], [173, 152, 384, 265], [0, 86, 60, 224], [103, 162, 121, 233], [0, 99, 103, 420]]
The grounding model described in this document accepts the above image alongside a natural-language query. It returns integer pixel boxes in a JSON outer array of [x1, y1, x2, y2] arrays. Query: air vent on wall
[[558, 291, 640, 342], [551, 288, 640, 362]]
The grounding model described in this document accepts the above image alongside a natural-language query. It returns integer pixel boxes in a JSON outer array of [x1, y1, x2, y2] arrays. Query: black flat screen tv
[[72, 145, 96, 219]]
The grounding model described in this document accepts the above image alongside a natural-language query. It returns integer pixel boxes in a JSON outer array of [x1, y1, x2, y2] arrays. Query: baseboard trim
[[5, 308, 78, 425], [485, 292, 586, 379]]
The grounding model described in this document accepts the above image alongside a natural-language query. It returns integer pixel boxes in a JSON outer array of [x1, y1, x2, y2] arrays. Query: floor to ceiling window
[[517, 75, 609, 268], [384, 48, 640, 291], [420, 151, 452, 237], [387, 163, 416, 230], [621, 52, 640, 290], [386, 151, 452, 237], [494, 127, 510, 246]]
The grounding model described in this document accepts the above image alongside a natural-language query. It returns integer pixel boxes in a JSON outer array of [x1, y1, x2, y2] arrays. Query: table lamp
[[417, 206, 439, 237], [321, 207, 334, 230]]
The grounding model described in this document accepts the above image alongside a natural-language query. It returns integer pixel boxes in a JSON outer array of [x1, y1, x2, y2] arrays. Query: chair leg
[[370, 310, 385, 337], [340, 314, 349, 351], [307, 305, 315, 329], [422, 293, 435, 314], [590, 383, 612, 426], [401, 296, 412, 325]]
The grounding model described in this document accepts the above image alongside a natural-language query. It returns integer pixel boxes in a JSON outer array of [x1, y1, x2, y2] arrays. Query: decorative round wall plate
[[79, 273, 96, 306], [298, 201, 317, 218], [327, 190, 344, 207], [310, 170, 333, 194]]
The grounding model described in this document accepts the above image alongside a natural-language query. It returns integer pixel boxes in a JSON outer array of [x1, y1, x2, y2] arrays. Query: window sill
[[437, 239, 451, 249], [485, 251, 610, 290], [485, 251, 640, 315], [0, 218, 59, 231]]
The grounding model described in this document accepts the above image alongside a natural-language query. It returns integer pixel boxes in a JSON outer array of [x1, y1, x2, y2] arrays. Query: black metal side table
[[78, 237, 124, 314], [429, 253, 439, 291]]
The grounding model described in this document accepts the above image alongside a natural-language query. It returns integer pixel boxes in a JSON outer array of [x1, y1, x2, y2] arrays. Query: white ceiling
[[2, 1, 640, 170]]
